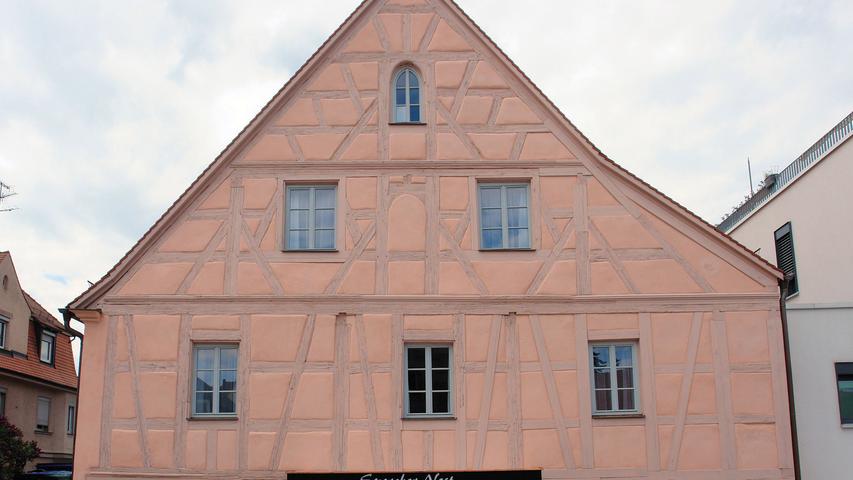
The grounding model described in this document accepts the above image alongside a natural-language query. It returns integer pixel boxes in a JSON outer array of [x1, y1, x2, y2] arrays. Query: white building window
[[404, 345, 452, 417], [36, 396, 50, 433], [479, 183, 531, 250], [285, 185, 336, 251], [392, 67, 421, 123], [192, 345, 237, 417], [67, 404, 76, 434], [0, 317, 7, 349], [40, 330, 55, 364], [590, 343, 639, 415]]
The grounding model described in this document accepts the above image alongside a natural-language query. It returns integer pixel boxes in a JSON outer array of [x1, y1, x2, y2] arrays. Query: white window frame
[[66, 404, 76, 434], [404, 344, 453, 418], [0, 316, 7, 350], [478, 183, 531, 250], [40, 330, 56, 364], [392, 67, 422, 124], [284, 185, 337, 251], [191, 344, 238, 417], [36, 396, 50, 433], [589, 342, 640, 415]]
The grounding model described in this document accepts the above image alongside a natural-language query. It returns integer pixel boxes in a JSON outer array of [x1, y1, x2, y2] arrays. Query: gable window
[[67, 404, 76, 434], [285, 185, 336, 251], [36, 396, 50, 433], [479, 183, 530, 250], [836, 363, 853, 426], [0, 317, 7, 349], [392, 67, 421, 123], [404, 345, 452, 417], [39, 330, 55, 364], [774, 222, 798, 296], [192, 345, 237, 417], [590, 343, 639, 415]]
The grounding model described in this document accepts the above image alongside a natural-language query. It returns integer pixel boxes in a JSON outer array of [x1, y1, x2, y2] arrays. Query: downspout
[[59, 308, 83, 473], [778, 275, 801, 480]]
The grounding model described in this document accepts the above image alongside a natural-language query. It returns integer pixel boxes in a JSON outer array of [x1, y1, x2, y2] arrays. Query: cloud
[[0, 0, 851, 342]]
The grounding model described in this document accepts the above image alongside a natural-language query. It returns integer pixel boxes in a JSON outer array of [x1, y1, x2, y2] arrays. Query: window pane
[[220, 370, 237, 391], [396, 88, 406, 105], [481, 229, 503, 249], [407, 348, 425, 368], [617, 389, 635, 410], [431, 347, 450, 368], [219, 392, 236, 414], [196, 349, 214, 369], [410, 87, 420, 105], [593, 368, 611, 389], [507, 208, 528, 228], [433, 392, 449, 413], [288, 210, 309, 229], [288, 230, 309, 249], [432, 370, 449, 391], [839, 380, 853, 422], [315, 209, 335, 229], [315, 230, 335, 249], [592, 347, 609, 368], [195, 370, 214, 392], [506, 187, 528, 207], [395, 106, 407, 123], [481, 208, 502, 229], [594, 390, 612, 412], [220, 348, 238, 369], [508, 228, 529, 248], [616, 368, 633, 388], [408, 70, 418, 87], [409, 392, 426, 414], [195, 392, 213, 414], [315, 188, 336, 209], [408, 370, 426, 391], [289, 189, 310, 209], [615, 346, 633, 366], [480, 187, 501, 207], [396, 74, 406, 89], [410, 106, 420, 122]]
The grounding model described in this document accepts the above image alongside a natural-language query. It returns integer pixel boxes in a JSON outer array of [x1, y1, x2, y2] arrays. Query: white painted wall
[[728, 134, 853, 479]]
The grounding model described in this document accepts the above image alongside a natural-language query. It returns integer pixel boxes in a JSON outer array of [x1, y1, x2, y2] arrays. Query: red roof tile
[[22, 290, 66, 330], [0, 321, 77, 390]]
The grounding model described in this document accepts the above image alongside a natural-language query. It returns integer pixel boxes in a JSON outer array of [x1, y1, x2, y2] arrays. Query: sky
[[1, 0, 852, 339]]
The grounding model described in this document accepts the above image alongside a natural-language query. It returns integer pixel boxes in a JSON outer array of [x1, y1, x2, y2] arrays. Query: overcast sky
[[1, 0, 852, 325]]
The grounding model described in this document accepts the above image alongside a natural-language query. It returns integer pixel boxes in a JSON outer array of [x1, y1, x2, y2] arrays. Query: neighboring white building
[[721, 111, 853, 480]]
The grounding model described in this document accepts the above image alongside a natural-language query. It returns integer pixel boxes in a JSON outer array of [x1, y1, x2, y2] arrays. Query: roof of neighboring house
[[0, 252, 8, 263], [23, 291, 66, 331], [0, 320, 78, 390]]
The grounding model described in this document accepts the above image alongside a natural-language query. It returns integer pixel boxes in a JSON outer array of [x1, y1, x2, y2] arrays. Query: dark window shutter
[[774, 222, 798, 296]]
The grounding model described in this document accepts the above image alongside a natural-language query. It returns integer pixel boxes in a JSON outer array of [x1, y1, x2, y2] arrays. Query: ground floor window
[[404, 345, 452, 417], [590, 343, 639, 414], [36, 396, 50, 433], [836, 363, 853, 425]]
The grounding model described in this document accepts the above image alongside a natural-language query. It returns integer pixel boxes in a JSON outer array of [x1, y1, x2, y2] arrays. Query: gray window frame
[[36, 396, 50, 433], [39, 330, 55, 364], [392, 67, 422, 124], [284, 185, 337, 251], [403, 344, 453, 418], [0, 316, 7, 349], [835, 362, 853, 426], [66, 404, 76, 434], [478, 183, 531, 250], [191, 344, 238, 418], [589, 342, 640, 415]]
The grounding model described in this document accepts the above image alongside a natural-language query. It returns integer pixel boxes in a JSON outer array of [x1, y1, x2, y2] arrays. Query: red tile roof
[[0, 251, 8, 263], [22, 291, 66, 330], [0, 321, 78, 390]]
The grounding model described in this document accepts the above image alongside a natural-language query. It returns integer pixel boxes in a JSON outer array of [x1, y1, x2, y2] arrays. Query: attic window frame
[[39, 329, 56, 365], [391, 66, 424, 125], [774, 222, 799, 297]]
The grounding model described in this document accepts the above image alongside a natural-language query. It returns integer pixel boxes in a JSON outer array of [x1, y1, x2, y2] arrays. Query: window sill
[[479, 248, 536, 252], [389, 122, 427, 126], [841, 423, 853, 429], [34, 430, 52, 435], [188, 416, 238, 422], [785, 291, 800, 300], [591, 413, 644, 420], [403, 415, 456, 420], [283, 249, 339, 253]]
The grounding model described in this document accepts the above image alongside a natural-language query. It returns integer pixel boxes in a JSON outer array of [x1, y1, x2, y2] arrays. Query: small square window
[[285, 185, 337, 251], [404, 345, 453, 417], [192, 345, 238, 417], [478, 184, 531, 250], [836, 363, 853, 426], [590, 343, 639, 415], [40, 331, 55, 364]]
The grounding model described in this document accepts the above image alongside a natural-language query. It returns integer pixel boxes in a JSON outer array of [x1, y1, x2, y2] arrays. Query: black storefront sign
[[288, 471, 542, 480]]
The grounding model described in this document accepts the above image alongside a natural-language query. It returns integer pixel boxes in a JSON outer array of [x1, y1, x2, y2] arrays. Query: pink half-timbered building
[[68, 1, 794, 479]]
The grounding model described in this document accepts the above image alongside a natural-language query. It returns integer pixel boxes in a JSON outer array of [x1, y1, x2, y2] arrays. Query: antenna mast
[[747, 157, 754, 196], [0, 181, 18, 212]]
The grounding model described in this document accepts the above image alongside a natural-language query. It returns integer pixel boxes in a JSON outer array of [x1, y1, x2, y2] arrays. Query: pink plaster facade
[[69, 0, 793, 479]]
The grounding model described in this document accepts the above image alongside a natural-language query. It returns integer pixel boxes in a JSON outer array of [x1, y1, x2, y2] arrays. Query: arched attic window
[[392, 67, 421, 123]]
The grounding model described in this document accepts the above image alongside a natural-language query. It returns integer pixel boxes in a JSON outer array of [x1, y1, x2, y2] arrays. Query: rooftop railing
[[718, 110, 853, 233]]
